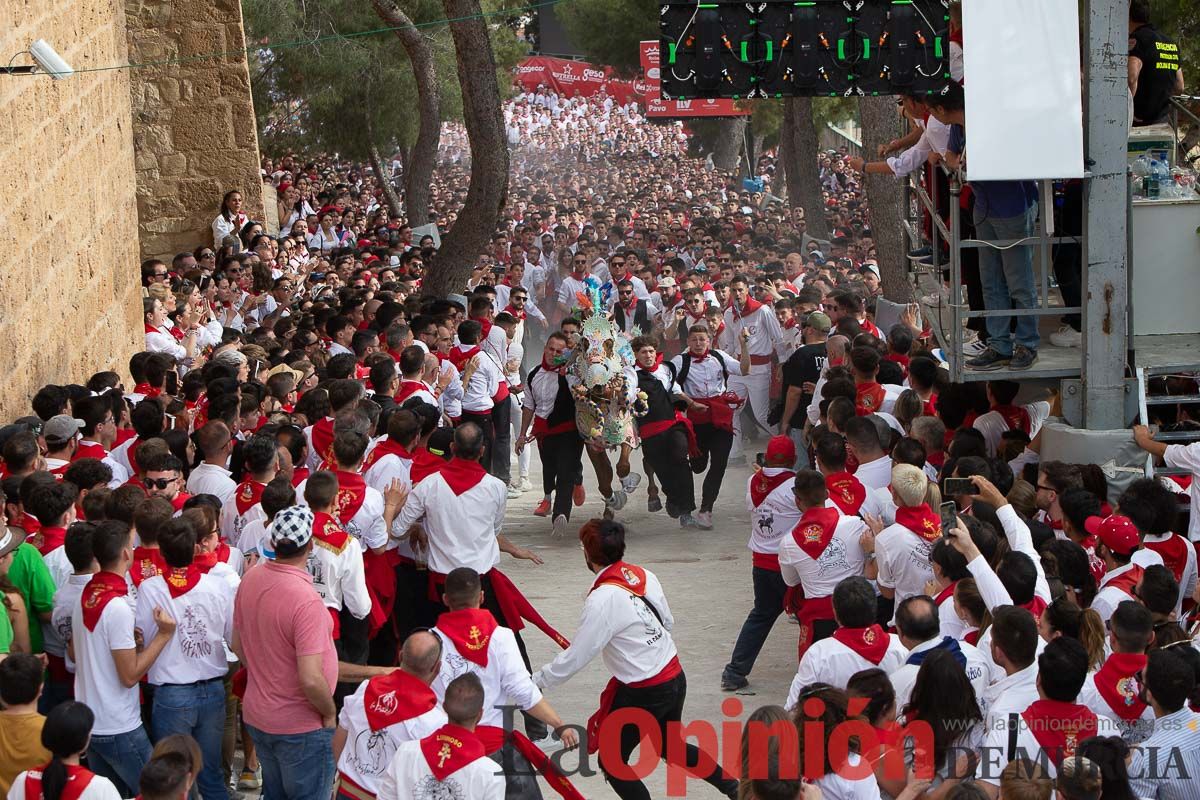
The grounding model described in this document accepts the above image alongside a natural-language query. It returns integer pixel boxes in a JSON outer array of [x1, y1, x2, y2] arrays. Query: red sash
[[855, 382, 886, 416], [130, 547, 166, 587], [750, 469, 795, 508], [420, 724, 486, 781], [24, 765, 96, 800], [790, 507, 840, 560], [475, 726, 585, 800], [81, 571, 129, 631], [686, 394, 741, 432], [313, 512, 352, 552], [1020, 699, 1097, 765], [410, 447, 444, 484], [639, 412, 700, 457], [1102, 565, 1144, 601], [1093, 653, 1149, 722], [794, 594, 835, 661], [531, 416, 576, 442], [437, 608, 499, 667], [438, 458, 488, 496], [895, 504, 942, 543], [1142, 534, 1190, 584], [310, 417, 336, 467], [361, 438, 413, 474], [832, 624, 890, 665], [586, 656, 682, 755], [826, 472, 866, 516], [992, 404, 1032, 435], [486, 568, 570, 649], [333, 471, 369, 526], [235, 480, 266, 516], [363, 548, 401, 638], [164, 565, 202, 598], [363, 670, 437, 731]]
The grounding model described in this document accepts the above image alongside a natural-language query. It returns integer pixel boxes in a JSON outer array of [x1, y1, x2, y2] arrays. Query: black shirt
[[781, 342, 827, 429], [1129, 24, 1180, 125]]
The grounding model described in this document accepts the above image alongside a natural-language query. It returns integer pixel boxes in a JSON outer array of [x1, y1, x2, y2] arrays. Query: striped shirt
[[1128, 707, 1200, 800]]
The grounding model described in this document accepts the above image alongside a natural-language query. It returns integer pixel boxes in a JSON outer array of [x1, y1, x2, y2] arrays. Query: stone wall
[[126, 0, 264, 261], [0, 0, 143, 420]]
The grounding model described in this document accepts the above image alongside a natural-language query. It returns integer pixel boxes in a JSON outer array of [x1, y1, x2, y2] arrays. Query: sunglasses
[[145, 477, 177, 490]]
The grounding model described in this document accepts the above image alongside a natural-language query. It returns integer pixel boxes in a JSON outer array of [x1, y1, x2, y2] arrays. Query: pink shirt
[[234, 560, 336, 734]]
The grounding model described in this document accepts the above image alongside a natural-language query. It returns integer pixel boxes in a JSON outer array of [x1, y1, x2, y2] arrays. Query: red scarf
[[895, 504, 942, 543], [310, 417, 336, 467], [992, 404, 1032, 435], [570, 270, 586, 282], [750, 469, 795, 508], [591, 561, 649, 597], [729, 296, 763, 321], [469, 316, 493, 341], [24, 765, 95, 800], [410, 447, 444, 484], [193, 545, 224, 573], [790, 507, 840, 560], [420, 724, 486, 781], [333, 471, 369, 525], [133, 382, 163, 399], [235, 480, 266, 516], [1019, 699, 1098, 765], [826, 472, 867, 516], [438, 458, 488, 496], [361, 438, 413, 473], [1021, 595, 1048, 620], [923, 393, 939, 418], [690, 349, 710, 362], [81, 571, 129, 631], [1103, 565, 1144, 601], [164, 565, 202, 598], [446, 345, 480, 372], [934, 580, 959, 606], [504, 304, 526, 321], [1093, 653, 1149, 722], [38, 526, 67, 555], [437, 608, 499, 667], [855, 381, 886, 415], [312, 511, 351, 551], [74, 441, 108, 461], [1142, 534, 1191, 584], [169, 492, 191, 513], [130, 546, 166, 587], [364, 670, 438, 731], [143, 322, 181, 341], [474, 726, 586, 800], [291, 466, 309, 487], [832, 624, 890, 664], [395, 380, 430, 403]]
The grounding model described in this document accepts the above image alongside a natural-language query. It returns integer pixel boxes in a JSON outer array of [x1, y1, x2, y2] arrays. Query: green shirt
[[0, 609, 11, 654], [6, 543, 54, 653]]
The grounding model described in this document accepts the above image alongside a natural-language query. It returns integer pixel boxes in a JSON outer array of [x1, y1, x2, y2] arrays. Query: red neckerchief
[[420, 724, 486, 781], [438, 458, 488, 496], [169, 492, 190, 513], [690, 349, 710, 362], [235, 480, 266, 515], [729, 296, 763, 321], [81, 571, 129, 631], [312, 511, 351, 551], [469, 316, 494, 341], [635, 354, 665, 373], [1020, 699, 1098, 765], [447, 345, 480, 372], [923, 393, 938, 417], [193, 548, 221, 573], [832, 624, 890, 664], [1142, 533, 1190, 583], [885, 353, 910, 368], [541, 356, 565, 373], [143, 322, 180, 341], [855, 381, 886, 415], [570, 270, 586, 281], [662, 292, 682, 309], [25, 764, 95, 800], [311, 417, 336, 466], [895, 504, 942, 543], [826, 472, 866, 516], [783, 318, 798, 329], [590, 561, 649, 597], [1102, 565, 1144, 600], [291, 466, 309, 487], [131, 547, 166, 587], [164, 565, 202, 598], [1022, 595, 1048, 620], [437, 608, 499, 667], [934, 580, 959, 606], [750, 469, 795, 508], [410, 447, 444, 485], [133, 382, 163, 398], [992, 404, 1032, 435], [362, 438, 414, 473], [74, 441, 108, 460], [38, 526, 67, 555], [1093, 653, 1149, 721], [333, 471, 369, 525], [395, 380, 430, 403], [504, 305, 527, 321], [790, 507, 840, 560], [364, 670, 438, 732], [927, 451, 946, 468]]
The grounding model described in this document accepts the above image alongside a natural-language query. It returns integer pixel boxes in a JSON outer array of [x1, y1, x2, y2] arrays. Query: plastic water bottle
[[1152, 159, 1171, 199], [1131, 155, 1150, 198], [1146, 158, 1161, 199]]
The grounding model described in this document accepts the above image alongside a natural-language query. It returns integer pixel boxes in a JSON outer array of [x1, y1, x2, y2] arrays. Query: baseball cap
[[0, 527, 26, 559], [269, 506, 315, 550], [860, 263, 881, 279], [765, 435, 796, 464], [1084, 514, 1139, 555], [657, 276, 677, 289], [43, 415, 84, 447], [805, 311, 832, 333]]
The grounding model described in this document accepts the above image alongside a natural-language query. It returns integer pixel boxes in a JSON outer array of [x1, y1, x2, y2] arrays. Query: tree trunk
[[780, 97, 829, 240], [369, 144, 403, 219], [426, 0, 509, 297], [369, 0, 440, 224], [857, 96, 907, 300], [711, 117, 748, 173]]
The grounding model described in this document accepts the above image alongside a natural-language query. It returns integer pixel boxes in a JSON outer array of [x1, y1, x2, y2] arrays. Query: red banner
[[639, 41, 748, 118]]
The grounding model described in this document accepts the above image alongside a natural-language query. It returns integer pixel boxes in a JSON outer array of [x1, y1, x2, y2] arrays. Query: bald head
[[400, 630, 442, 684]]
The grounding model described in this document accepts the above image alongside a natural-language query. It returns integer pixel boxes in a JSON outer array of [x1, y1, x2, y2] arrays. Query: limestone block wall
[[126, 0, 264, 260], [0, 0, 142, 419]]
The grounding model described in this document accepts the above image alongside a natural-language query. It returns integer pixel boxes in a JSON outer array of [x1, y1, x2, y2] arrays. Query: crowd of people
[[1, 6, 1199, 798]]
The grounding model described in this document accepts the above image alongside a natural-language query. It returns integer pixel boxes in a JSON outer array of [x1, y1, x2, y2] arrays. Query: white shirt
[[42, 546, 72, 591], [723, 302, 783, 367], [74, 441, 130, 488], [432, 617, 542, 727], [875, 521, 936, 618], [1091, 555, 1163, 622], [8, 770, 122, 800], [534, 567, 676, 690], [392, 469, 506, 575], [187, 462, 237, 507], [294, 480, 389, 552], [669, 349, 743, 398], [978, 700, 1119, 785], [1164, 442, 1200, 539], [50, 574, 90, 671], [556, 275, 590, 309], [746, 469, 800, 556], [778, 514, 867, 596], [135, 572, 234, 685], [363, 448, 417, 559], [522, 365, 571, 419], [814, 753, 882, 800], [886, 116, 952, 177], [1077, 665, 1156, 744], [458, 346, 502, 413], [145, 327, 186, 361], [336, 679, 446, 794], [307, 527, 371, 618], [72, 590, 142, 735], [377, 739, 504, 800], [979, 662, 1039, 728], [888, 637, 990, 711], [972, 401, 1051, 458], [854, 455, 894, 491], [1142, 532, 1199, 617], [786, 632, 908, 705]]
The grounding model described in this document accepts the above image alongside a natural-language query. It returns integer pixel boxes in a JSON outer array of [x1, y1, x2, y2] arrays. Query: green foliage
[[555, 0, 658, 74], [1148, 0, 1198, 81]]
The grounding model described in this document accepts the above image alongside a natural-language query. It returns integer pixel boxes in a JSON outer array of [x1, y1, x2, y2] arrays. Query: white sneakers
[[1049, 325, 1082, 348], [552, 514, 569, 537]]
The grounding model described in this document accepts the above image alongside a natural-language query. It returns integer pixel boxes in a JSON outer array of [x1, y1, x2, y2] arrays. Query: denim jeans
[[152, 679, 228, 800], [973, 201, 1040, 355], [723, 566, 788, 682], [87, 725, 153, 797], [247, 724, 334, 800]]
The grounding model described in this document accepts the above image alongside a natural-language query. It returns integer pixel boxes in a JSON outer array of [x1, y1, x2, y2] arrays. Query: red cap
[[1084, 514, 1139, 555], [764, 435, 796, 464]]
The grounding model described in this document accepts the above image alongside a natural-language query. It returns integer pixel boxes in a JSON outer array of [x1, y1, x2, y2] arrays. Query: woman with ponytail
[[8, 702, 120, 800], [1039, 597, 1106, 671]]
